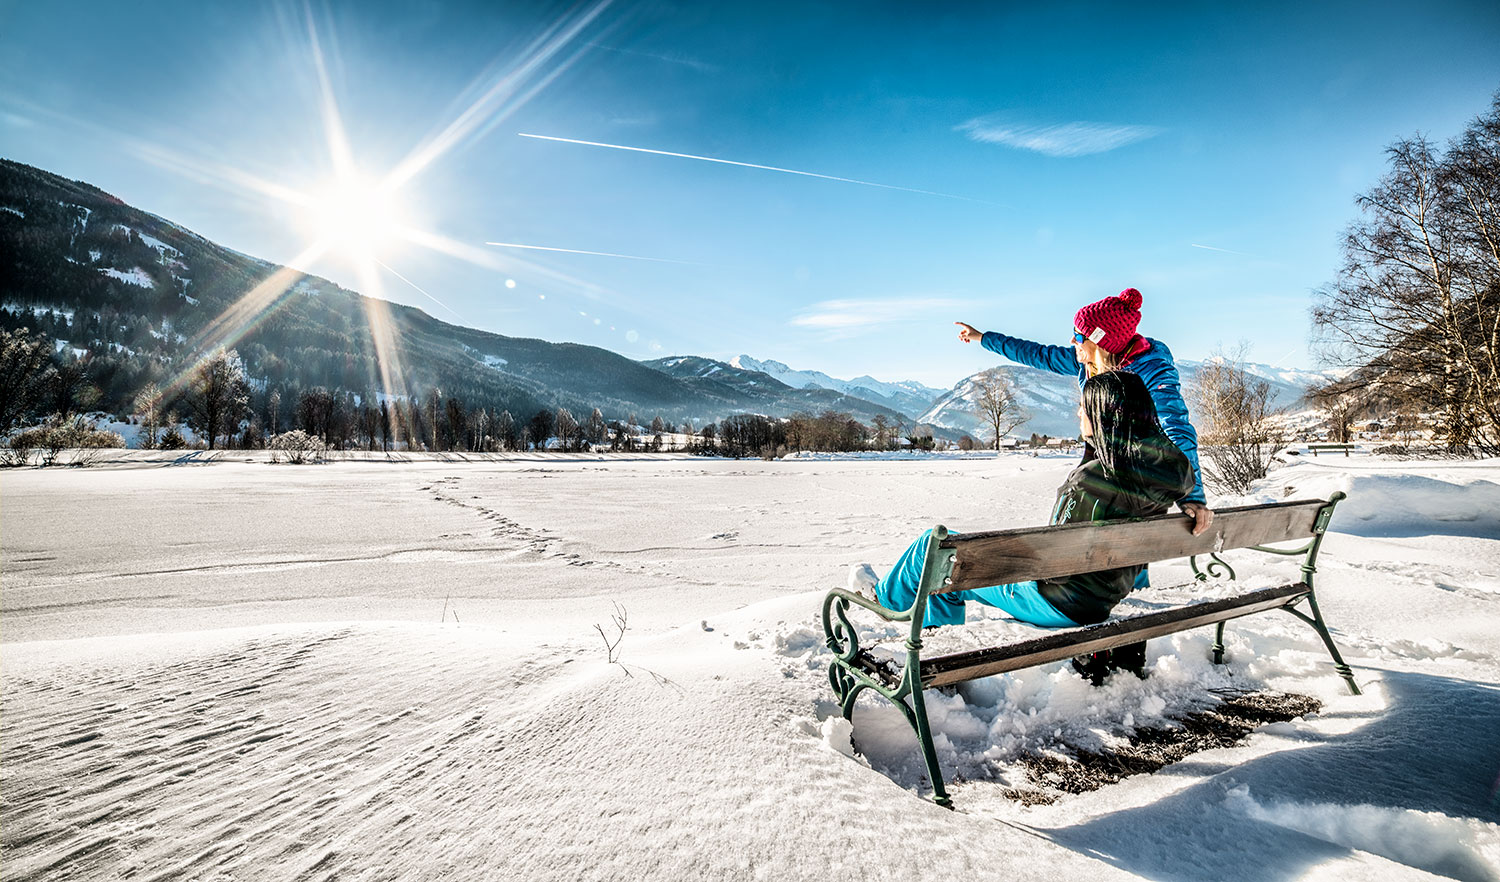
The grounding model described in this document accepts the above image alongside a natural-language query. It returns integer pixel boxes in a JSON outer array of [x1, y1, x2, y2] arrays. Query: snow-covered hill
[[729, 355, 945, 420], [921, 366, 1082, 440]]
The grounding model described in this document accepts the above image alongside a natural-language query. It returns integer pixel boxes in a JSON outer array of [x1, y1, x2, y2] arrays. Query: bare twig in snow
[[594, 601, 629, 674]]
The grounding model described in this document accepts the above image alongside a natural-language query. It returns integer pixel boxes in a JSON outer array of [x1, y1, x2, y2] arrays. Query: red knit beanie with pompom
[[1074, 288, 1144, 355]]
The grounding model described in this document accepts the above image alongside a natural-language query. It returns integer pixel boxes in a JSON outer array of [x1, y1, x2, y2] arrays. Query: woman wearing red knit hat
[[955, 288, 1214, 681]]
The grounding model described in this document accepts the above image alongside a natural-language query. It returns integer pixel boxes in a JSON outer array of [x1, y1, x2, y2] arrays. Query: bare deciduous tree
[[969, 369, 1030, 450], [1312, 93, 1500, 454], [1188, 345, 1285, 494], [556, 407, 579, 451], [1304, 378, 1368, 444], [0, 328, 55, 436], [190, 349, 249, 450], [496, 409, 517, 451], [133, 382, 163, 449], [266, 388, 281, 436]]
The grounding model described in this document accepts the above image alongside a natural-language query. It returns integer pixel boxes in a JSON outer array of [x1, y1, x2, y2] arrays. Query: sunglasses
[[1072, 331, 1088, 344]]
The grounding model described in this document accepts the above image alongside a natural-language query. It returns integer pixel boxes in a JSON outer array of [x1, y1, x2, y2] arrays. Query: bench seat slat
[[917, 584, 1310, 688], [940, 501, 1326, 593]]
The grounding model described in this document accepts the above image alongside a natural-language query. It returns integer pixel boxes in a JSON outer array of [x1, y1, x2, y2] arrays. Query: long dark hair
[[1081, 371, 1186, 501]]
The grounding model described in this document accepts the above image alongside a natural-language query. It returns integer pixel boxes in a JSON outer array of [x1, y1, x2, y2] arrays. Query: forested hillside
[[0, 159, 916, 444]]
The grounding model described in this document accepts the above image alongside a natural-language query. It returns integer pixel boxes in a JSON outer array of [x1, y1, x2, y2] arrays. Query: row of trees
[[123, 349, 945, 456], [3, 330, 952, 458]]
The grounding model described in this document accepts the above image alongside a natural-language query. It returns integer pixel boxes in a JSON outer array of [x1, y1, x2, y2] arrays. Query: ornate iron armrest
[[824, 588, 912, 622], [822, 587, 913, 666]]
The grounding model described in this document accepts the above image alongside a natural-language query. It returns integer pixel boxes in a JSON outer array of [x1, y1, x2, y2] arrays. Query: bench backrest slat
[[938, 499, 1327, 594], [920, 584, 1311, 686]]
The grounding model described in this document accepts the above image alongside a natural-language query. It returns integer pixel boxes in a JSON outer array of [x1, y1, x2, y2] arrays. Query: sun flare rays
[[126, 0, 617, 415]]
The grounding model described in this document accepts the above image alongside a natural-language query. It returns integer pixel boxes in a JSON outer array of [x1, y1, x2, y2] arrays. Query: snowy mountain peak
[[729, 355, 792, 375], [727, 355, 945, 420], [921, 357, 1341, 441]]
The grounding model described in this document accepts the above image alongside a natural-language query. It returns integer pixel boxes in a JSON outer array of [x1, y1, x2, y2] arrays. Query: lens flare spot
[[505, 279, 517, 288], [626, 330, 639, 343]]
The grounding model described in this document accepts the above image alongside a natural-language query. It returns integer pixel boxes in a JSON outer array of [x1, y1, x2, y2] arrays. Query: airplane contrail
[[375, 259, 467, 322], [1266, 345, 1302, 369], [485, 241, 702, 264], [518, 133, 995, 204], [1190, 243, 1254, 256]]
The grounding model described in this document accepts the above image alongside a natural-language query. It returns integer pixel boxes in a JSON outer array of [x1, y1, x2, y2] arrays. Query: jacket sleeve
[[1135, 342, 1206, 506], [979, 331, 1078, 377]]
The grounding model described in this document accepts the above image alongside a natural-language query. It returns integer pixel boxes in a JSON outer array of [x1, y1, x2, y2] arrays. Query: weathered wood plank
[[919, 584, 1310, 687], [939, 500, 1326, 593]]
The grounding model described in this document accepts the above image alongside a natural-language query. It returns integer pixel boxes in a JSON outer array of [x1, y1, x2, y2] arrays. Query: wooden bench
[[1307, 443, 1357, 456], [821, 492, 1359, 808]]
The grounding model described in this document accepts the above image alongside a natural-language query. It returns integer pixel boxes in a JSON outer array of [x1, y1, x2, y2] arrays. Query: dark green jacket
[[1037, 438, 1195, 625]]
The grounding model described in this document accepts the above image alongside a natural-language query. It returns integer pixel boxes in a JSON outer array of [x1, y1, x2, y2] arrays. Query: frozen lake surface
[[3, 451, 1498, 880]]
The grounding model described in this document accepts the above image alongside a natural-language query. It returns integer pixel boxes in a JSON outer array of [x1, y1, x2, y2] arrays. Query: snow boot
[[1112, 641, 1148, 679], [1071, 643, 1149, 687], [1071, 651, 1112, 687]]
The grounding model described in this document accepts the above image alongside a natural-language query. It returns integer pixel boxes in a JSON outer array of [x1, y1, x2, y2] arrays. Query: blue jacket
[[980, 331, 1206, 506]]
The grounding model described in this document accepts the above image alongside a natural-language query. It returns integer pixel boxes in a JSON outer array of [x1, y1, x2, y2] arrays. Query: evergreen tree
[[586, 407, 607, 449], [528, 409, 554, 450]]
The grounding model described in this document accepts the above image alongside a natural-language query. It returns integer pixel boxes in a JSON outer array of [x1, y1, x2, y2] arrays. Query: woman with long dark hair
[[955, 287, 1213, 538], [873, 370, 1194, 636]]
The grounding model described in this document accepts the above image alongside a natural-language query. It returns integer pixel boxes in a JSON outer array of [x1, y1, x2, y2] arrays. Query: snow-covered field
[[2, 452, 1498, 881]]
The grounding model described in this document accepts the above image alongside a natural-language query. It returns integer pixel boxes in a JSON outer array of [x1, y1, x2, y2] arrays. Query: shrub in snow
[[0, 444, 31, 467], [1188, 344, 1287, 494], [5, 417, 125, 467], [268, 429, 326, 464]]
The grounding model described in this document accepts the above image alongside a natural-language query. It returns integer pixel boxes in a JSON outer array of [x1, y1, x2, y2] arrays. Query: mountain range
[[725, 355, 946, 421], [917, 358, 1335, 440], [1, 158, 1332, 442]]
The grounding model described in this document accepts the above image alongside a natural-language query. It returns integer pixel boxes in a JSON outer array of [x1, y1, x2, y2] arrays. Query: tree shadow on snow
[[1036, 670, 1500, 882]]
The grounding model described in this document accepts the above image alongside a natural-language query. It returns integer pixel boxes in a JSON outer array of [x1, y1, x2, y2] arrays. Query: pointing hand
[[955, 322, 982, 344]]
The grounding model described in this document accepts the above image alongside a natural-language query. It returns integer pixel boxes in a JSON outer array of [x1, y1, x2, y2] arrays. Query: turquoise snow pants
[[874, 529, 1080, 629]]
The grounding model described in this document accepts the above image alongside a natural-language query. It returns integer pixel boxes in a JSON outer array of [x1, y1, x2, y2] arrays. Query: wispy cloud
[[958, 116, 1163, 157], [606, 113, 659, 127], [792, 297, 966, 337], [589, 42, 720, 74]]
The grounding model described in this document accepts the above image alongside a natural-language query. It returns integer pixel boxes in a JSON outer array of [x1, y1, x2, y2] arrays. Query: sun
[[304, 174, 404, 258]]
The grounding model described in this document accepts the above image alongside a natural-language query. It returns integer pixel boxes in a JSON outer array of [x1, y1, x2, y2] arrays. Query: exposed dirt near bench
[[997, 690, 1322, 805]]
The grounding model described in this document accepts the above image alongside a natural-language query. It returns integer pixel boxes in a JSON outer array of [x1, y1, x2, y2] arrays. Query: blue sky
[[3, 1, 1498, 388]]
